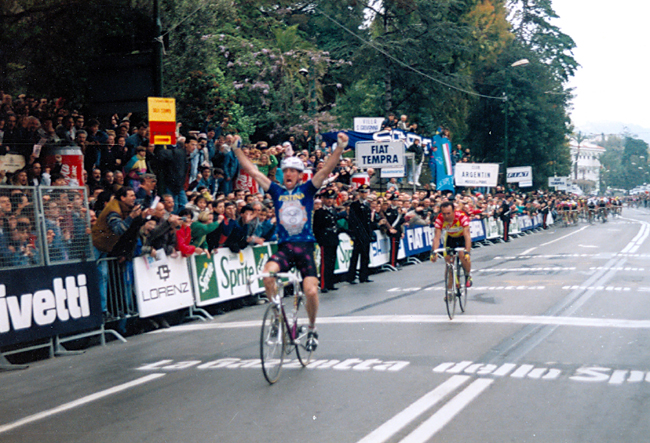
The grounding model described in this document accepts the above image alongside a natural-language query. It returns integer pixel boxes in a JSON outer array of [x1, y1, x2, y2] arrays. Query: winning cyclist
[[233, 133, 349, 352], [430, 200, 473, 288]]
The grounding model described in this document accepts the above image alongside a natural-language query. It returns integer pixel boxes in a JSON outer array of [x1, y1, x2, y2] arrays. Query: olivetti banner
[[0, 262, 101, 347]]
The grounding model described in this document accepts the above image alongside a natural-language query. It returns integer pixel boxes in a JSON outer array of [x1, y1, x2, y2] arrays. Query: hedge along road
[[1, 208, 650, 443]]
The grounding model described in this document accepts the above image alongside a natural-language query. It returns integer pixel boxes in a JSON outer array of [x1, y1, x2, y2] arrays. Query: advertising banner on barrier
[[509, 216, 521, 236], [401, 225, 433, 256], [469, 219, 487, 241], [519, 215, 533, 230], [370, 231, 391, 267], [485, 217, 500, 239], [335, 233, 354, 274], [0, 262, 101, 347], [134, 251, 194, 318], [193, 253, 218, 305]]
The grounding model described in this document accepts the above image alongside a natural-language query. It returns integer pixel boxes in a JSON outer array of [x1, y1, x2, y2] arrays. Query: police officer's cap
[[357, 184, 370, 193], [323, 189, 338, 199]]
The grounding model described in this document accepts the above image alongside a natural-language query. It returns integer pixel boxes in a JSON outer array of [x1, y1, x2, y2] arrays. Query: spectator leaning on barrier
[[176, 208, 208, 258], [146, 201, 181, 257], [91, 186, 144, 314], [191, 210, 220, 251]]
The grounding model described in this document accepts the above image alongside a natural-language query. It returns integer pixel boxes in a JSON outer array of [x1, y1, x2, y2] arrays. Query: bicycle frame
[[433, 247, 468, 319], [262, 273, 302, 344]]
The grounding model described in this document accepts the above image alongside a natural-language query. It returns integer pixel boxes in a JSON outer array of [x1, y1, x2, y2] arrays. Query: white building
[[569, 139, 605, 194]]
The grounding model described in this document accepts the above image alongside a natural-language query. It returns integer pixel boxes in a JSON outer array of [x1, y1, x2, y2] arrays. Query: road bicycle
[[255, 272, 312, 384], [432, 247, 469, 320]]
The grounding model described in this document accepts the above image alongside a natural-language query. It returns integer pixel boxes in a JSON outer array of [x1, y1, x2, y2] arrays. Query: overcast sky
[[552, 1, 650, 136]]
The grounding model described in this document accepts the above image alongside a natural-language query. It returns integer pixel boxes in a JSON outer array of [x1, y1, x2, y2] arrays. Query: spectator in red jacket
[[176, 208, 208, 257]]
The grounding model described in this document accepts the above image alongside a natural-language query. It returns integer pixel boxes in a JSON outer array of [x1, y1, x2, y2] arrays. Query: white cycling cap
[[281, 156, 305, 172]]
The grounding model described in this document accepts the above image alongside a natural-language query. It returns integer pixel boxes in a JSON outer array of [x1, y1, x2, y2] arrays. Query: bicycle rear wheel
[[293, 293, 312, 366], [260, 304, 285, 384], [444, 263, 457, 320]]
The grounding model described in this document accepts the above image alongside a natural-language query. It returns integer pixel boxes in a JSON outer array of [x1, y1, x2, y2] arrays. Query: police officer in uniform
[[380, 193, 405, 268], [346, 184, 376, 284], [313, 189, 340, 293]]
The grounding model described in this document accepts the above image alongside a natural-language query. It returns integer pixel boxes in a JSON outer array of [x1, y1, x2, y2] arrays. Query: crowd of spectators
[[0, 90, 623, 331]]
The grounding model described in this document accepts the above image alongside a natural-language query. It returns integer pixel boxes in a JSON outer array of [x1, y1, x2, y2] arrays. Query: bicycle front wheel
[[293, 294, 312, 366], [260, 304, 285, 384], [444, 264, 457, 320], [458, 268, 468, 313]]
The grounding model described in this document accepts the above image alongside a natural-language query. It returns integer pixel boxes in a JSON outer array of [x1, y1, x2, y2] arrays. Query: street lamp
[[503, 58, 529, 186]]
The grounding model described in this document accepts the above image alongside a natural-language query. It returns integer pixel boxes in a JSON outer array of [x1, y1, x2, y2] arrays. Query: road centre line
[[356, 375, 470, 443], [0, 373, 165, 434], [398, 378, 494, 443], [156, 314, 650, 333]]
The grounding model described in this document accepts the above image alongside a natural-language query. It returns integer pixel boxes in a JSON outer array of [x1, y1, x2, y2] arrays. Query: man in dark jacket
[[313, 189, 341, 292], [380, 194, 406, 268], [499, 195, 514, 242], [156, 136, 197, 213], [346, 185, 376, 284]]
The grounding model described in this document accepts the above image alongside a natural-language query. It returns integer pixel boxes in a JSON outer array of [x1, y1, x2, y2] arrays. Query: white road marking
[[398, 378, 494, 443], [156, 315, 650, 333], [356, 375, 470, 443], [620, 219, 650, 253], [0, 373, 165, 434], [476, 267, 575, 272], [520, 247, 537, 255], [540, 226, 589, 246], [579, 244, 599, 248], [423, 286, 546, 291]]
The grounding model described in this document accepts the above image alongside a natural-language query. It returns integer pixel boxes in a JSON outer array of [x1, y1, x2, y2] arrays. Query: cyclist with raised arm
[[233, 132, 349, 352], [430, 201, 473, 288]]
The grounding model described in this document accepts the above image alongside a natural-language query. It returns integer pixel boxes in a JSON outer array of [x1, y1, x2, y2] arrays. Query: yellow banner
[[148, 97, 176, 122]]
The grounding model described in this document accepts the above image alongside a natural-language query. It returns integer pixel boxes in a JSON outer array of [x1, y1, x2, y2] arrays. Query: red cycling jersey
[[434, 211, 470, 238]]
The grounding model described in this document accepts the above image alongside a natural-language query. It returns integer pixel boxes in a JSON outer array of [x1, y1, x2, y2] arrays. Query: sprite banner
[[335, 233, 354, 274], [192, 245, 272, 306]]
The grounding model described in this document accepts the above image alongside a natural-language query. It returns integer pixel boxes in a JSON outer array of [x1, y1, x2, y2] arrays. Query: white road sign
[[454, 163, 500, 187], [356, 141, 405, 169]]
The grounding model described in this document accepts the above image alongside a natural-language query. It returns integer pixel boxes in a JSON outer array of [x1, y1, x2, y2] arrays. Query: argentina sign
[[454, 163, 500, 187]]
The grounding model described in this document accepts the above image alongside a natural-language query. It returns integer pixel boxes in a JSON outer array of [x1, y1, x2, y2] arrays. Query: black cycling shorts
[[444, 235, 466, 250], [269, 242, 318, 279]]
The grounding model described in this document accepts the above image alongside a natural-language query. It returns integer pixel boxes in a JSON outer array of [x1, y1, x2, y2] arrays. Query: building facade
[[570, 139, 605, 194]]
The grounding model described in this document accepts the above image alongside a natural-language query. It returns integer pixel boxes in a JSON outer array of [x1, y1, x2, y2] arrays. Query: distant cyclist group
[[557, 196, 622, 225]]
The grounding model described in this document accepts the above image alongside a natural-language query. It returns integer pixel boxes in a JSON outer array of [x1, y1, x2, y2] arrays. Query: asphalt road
[[2, 207, 650, 443]]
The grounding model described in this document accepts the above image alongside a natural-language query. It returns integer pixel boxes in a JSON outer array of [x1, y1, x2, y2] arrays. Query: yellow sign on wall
[[148, 97, 177, 145], [148, 97, 176, 122]]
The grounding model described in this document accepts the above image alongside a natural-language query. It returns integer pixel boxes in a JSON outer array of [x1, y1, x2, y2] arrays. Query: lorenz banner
[[133, 251, 195, 318], [0, 262, 101, 347]]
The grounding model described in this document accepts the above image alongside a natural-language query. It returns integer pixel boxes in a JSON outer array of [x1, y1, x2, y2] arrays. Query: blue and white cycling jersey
[[267, 181, 318, 244]]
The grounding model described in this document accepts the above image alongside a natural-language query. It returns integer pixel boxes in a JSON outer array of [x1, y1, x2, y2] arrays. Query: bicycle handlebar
[[255, 272, 301, 283], [432, 247, 469, 254]]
